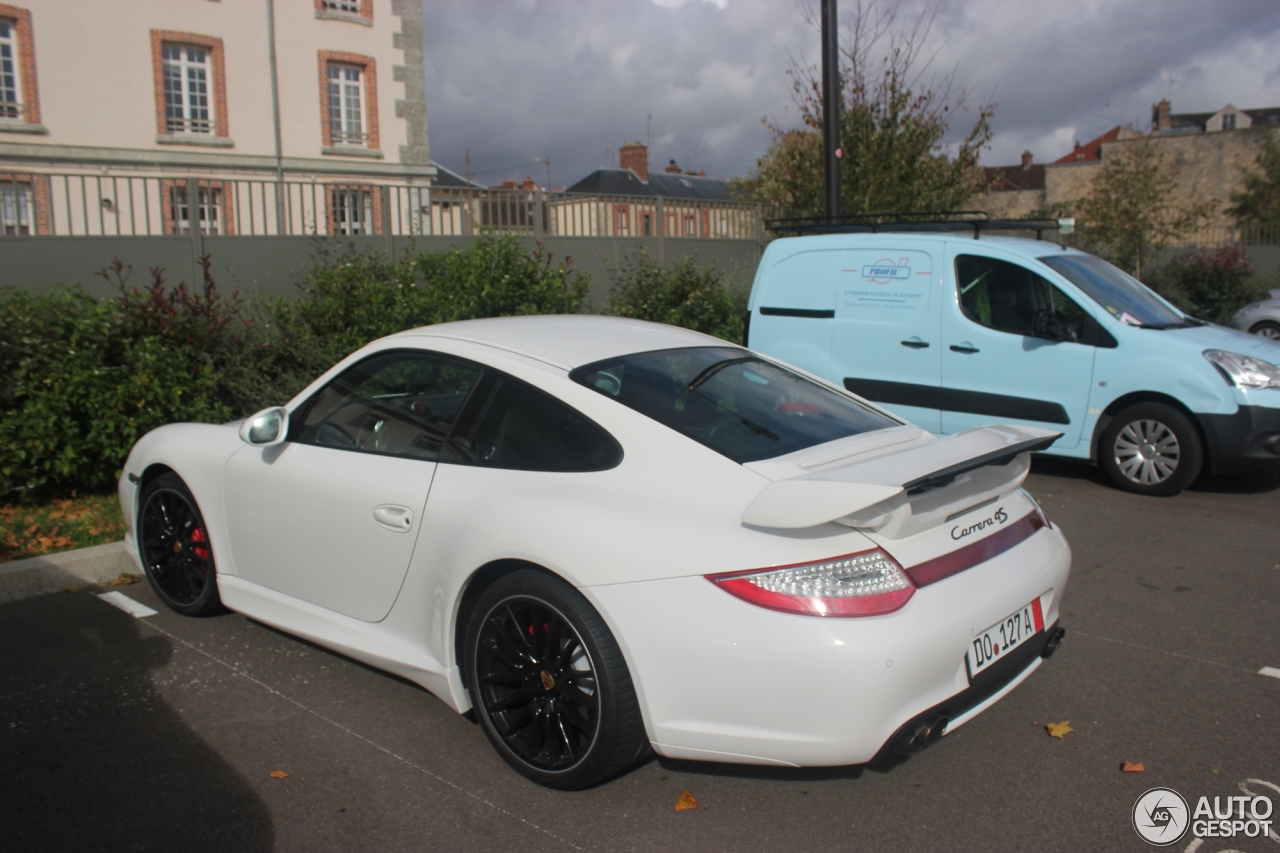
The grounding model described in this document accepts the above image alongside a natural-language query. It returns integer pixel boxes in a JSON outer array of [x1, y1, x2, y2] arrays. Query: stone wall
[[977, 127, 1270, 229]]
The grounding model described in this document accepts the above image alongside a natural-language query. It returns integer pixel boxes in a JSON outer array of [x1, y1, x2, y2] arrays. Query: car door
[[223, 349, 483, 622], [833, 246, 942, 432], [940, 246, 1097, 448]]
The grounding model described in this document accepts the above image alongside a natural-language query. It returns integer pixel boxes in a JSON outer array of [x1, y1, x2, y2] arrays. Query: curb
[[0, 542, 135, 605]]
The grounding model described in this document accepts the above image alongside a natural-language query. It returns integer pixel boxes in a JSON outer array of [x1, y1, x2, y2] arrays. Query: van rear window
[[570, 347, 901, 463]]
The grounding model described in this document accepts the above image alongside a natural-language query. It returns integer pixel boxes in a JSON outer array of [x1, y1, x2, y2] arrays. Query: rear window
[[569, 347, 900, 463]]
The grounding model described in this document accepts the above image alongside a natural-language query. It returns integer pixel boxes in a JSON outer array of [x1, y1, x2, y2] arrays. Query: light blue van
[[745, 231, 1280, 495]]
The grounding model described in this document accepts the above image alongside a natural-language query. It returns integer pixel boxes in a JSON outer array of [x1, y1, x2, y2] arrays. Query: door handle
[[372, 504, 413, 533], [949, 343, 980, 354], [900, 339, 930, 349]]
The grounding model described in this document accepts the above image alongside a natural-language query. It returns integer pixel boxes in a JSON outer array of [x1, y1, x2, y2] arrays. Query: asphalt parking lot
[[2, 459, 1278, 853]]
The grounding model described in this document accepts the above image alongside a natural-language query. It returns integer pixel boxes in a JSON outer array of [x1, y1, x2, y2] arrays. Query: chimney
[[665, 159, 681, 174], [619, 141, 649, 181], [1021, 150, 1033, 169], [1154, 98, 1171, 132], [698, 169, 706, 177], [1074, 141, 1084, 162], [521, 176, 536, 190]]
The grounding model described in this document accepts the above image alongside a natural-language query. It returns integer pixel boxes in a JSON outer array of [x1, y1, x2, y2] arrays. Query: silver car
[[1232, 289, 1280, 340]]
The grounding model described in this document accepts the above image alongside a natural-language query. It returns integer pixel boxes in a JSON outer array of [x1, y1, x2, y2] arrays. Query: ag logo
[[1133, 787, 1190, 846], [861, 257, 912, 284]]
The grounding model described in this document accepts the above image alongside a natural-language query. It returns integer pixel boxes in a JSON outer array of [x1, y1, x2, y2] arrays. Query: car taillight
[[706, 549, 915, 617]]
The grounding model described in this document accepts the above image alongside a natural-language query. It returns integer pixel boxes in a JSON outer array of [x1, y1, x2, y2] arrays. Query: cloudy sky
[[423, 0, 1280, 188]]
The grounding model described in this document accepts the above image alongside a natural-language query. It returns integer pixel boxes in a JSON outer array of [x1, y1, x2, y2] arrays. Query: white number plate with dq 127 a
[[967, 592, 1050, 677]]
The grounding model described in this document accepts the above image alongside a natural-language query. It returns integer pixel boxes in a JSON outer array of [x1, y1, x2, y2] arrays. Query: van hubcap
[[1114, 420, 1180, 485]]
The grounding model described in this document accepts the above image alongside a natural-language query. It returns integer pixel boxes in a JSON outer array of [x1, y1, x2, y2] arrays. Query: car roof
[[764, 232, 1077, 262], [393, 315, 735, 370]]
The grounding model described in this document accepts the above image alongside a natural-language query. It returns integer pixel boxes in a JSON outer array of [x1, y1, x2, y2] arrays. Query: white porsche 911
[[119, 315, 1071, 789]]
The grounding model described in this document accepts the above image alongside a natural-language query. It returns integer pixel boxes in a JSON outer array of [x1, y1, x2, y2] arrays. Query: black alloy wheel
[[1099, 402, 1204, 497], [464, 570, 649, 789], [138, 473, 223, 616]]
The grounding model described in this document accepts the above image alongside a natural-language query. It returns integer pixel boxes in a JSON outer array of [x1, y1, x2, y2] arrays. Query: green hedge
[[1, 233, 589, 499], [606, 248, 746, 344]]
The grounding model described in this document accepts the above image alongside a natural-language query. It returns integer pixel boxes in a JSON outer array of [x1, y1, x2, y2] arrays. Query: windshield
[[569, 347, 900, 464], [1039, 254, 1190, 329]]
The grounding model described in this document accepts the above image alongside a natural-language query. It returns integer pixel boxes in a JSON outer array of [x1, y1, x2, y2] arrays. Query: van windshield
[[569, 347, 901, 463], [1039, 254, 1192, 329]]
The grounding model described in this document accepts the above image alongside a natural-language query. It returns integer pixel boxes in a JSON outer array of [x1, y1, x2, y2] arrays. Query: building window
[[1222, 113, 1237, 131], [170, 184, 223, 235], [315, 0, 372, 20], [163, 45, 212, 133], [1, 180, 32, 233], [0, 6, 39, 126], [152, 31, 228, 139], [614, 204, 629, 234], [332, 188, 371, 234], [684, 214, 696, 236], [641, 212, 652, 236], [318, 52, 378, 152], [0, 19, 19, 119], [328, 64, 364, 146], [322, 0, 360, 12]]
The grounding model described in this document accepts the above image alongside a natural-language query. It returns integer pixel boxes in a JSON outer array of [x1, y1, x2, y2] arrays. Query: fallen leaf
[[1045, 721, 1073, 739], [269, 770, 289, 779], [674, 790, 699, 811], [65, 586, 82, 594], [25, 524, 37, 535], [111, 573, 141, 586], [1122, 761, 1145, 773]]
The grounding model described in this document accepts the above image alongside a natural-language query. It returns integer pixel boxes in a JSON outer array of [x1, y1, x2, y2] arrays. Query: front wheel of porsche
[[137, 472, 223, 616], [463, 570, 649, 789]]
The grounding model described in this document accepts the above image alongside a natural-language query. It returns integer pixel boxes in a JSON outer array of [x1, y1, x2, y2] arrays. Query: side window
[[293, 351, 482, 460], [446, 373, 621, 472], [956, 255, 1089, 342]]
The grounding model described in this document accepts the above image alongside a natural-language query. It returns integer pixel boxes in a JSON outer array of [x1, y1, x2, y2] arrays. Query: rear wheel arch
[[453, 559, 552, 683]]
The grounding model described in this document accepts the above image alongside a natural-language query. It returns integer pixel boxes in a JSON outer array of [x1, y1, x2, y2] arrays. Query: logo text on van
[[861, 259, 912, 283]]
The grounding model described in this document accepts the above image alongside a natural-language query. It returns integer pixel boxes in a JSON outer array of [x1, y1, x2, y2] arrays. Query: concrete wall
[[0, 234, 766, 309]]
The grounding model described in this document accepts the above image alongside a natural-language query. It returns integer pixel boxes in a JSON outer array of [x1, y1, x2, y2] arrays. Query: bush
[[1145, 246, 1267, 325], [0, 232, 590, 499], [607, 249, 744, 343]]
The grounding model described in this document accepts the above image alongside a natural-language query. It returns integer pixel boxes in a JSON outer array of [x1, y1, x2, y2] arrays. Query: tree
[[1076, 138, 1210, 279], [1227, 130, 1280, 224], [734, 0, 994, 218]]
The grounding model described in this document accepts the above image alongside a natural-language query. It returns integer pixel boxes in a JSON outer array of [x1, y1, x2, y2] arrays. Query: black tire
[[137, 473, 223, 616], [463, 569, 649, 790], [1099, 403, 1203, 496], [1248, 320, 1280, 341]]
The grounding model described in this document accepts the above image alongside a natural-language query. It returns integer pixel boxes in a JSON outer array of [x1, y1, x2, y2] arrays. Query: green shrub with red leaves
[[1146, 245, 1268, 325]]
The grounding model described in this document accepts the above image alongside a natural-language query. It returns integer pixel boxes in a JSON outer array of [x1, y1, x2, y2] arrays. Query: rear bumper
[[1195, 404, 1280, 474], [584, 521, 1071, 768]]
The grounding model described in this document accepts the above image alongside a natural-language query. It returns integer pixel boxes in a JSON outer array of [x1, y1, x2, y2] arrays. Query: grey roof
[[430, 161, 486, 189], [564, 168, 731, 201]]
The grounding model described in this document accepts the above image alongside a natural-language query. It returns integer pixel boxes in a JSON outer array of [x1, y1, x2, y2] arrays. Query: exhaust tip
[[893, 715, 949, 756], [1041, 626, 1066, 659]]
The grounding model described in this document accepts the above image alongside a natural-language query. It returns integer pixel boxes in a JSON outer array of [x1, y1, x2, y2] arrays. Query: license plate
[[967, 593, 1049, 677]]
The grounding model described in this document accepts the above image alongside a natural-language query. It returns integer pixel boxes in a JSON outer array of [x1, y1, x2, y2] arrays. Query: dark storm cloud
[[422, 0, 1280, 186]]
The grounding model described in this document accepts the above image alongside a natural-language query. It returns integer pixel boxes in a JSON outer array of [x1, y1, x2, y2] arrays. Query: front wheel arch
[[1089, 392, 1209, 466]]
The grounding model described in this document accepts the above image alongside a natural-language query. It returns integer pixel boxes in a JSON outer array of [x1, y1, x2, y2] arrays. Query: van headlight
[[1204, 350, 1280, 389]]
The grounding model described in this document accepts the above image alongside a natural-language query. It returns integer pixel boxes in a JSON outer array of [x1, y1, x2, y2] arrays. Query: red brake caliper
[[190, 526, 209, 562]]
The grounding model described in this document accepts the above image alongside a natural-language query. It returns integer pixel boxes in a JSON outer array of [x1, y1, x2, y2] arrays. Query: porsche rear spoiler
[[742, 425, 1061, 537]]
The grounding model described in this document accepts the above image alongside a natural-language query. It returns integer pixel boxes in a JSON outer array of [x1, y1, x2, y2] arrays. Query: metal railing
[[0, 171, 769, 240]]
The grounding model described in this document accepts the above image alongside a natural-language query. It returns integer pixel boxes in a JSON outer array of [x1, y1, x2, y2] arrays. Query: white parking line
[[94, 591, 158, 618], [1260, 666, 1280, 679]]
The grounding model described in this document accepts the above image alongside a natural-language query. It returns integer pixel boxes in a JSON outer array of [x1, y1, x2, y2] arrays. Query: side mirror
[[1032, 309, 1062, 341], [239, 407, 289, 447]]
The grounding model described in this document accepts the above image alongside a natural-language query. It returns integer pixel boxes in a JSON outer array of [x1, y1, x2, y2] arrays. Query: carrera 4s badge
[[951, 506, 1009, 541]]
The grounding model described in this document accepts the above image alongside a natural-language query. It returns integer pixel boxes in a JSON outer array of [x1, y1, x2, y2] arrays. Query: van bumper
[[1196, 405, 1280, 473]]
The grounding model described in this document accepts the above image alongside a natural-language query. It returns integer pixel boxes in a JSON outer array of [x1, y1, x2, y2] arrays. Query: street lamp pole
[[821, 0, 841, 220]]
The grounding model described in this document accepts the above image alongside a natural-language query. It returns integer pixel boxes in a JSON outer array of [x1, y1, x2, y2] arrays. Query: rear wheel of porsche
[[1100, 403, 1203, 497], [137, 473, 223, 616], [464, 570, 648, 789]]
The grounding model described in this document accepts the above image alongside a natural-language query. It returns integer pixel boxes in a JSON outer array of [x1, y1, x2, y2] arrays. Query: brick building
[[0, 0, 433, 236]]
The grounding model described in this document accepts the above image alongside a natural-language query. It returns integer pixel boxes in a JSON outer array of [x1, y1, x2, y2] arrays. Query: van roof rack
[[766, 211, 1062, 240]]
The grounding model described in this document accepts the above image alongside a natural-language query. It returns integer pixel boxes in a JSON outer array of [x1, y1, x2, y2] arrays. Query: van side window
[[956, 255, 1089, 342]]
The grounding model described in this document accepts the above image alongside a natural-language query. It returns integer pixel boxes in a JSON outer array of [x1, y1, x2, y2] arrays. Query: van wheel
[[1100, 403, 1203, 496]]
